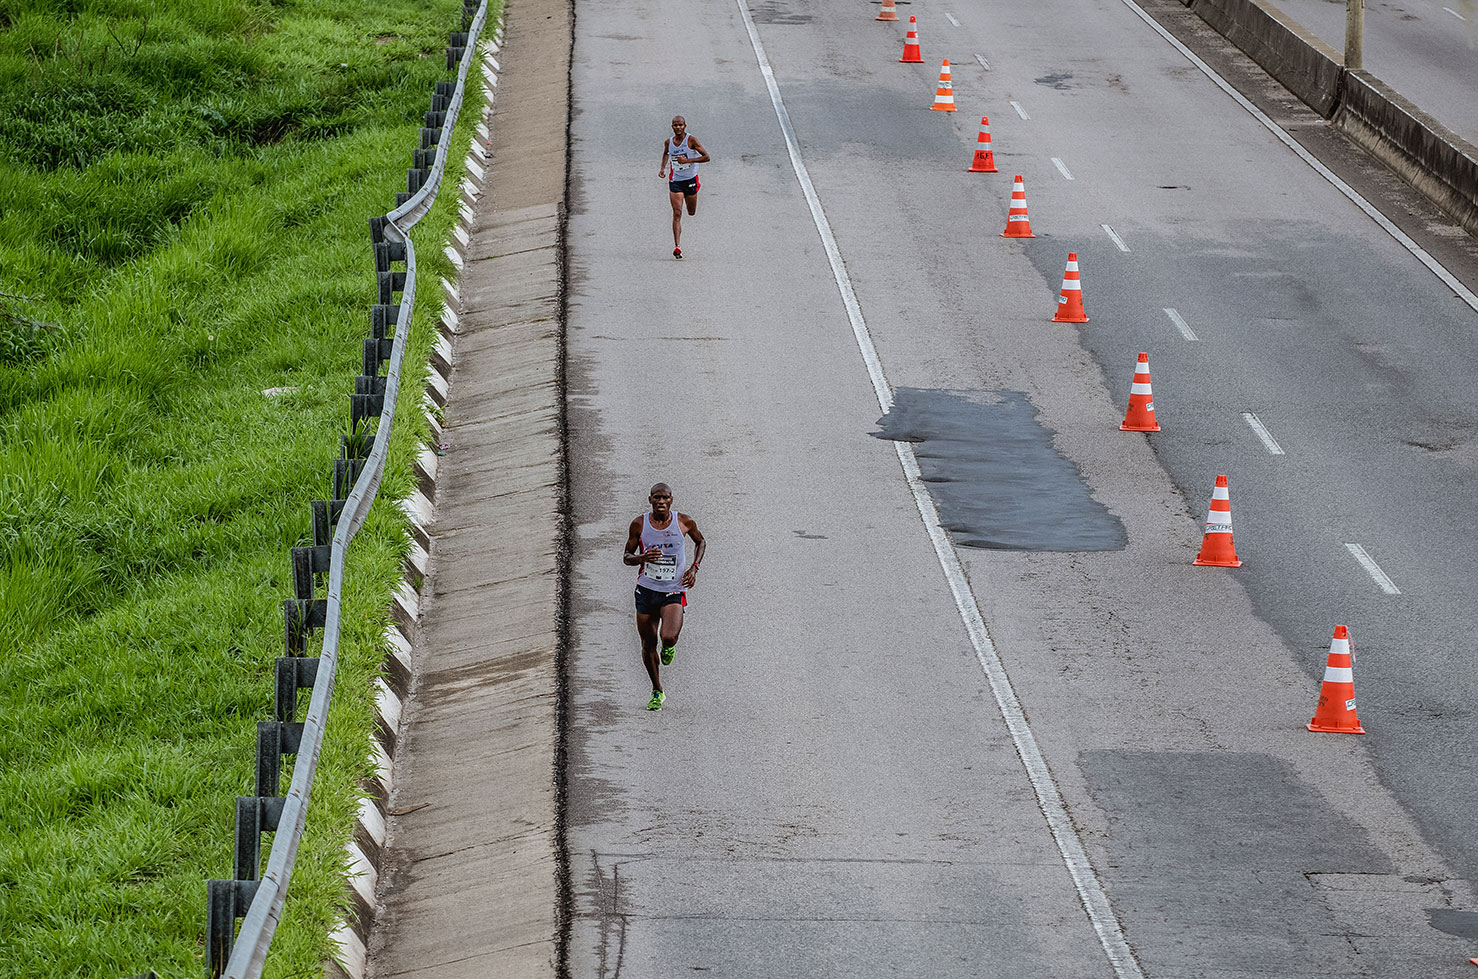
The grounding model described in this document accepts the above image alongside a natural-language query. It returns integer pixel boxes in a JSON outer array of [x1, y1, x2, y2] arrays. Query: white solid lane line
[[945, 11, 961, 26], [1010, 100, 1030, 120], [1443, 6, 1466, 20], [1102, 224, 1130, 251], [1345, 543, 1402, 594], [1163, 307, 1199, 340], [1117, 0, 1478, 315], [734, 3, 1145, 978], [1052, 157, 1075, 180], [1241, 412, 1285, 454], [975, 53, 991, 70]]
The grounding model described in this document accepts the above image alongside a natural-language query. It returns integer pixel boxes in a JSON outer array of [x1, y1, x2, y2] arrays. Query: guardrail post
[[256, 720, 304, 798], [291, 544, 332, 602], [370, 303, 400, 339], [376, 269, 407, 305], [373, 239, 407, 274], [283, 597, 327, 655], [234, 795, 287, 881], [206, 878, 260, 976], [275, 656, 319, 722], [446, 33, 468, 70], [311, 499, 346, 547], [364, 335, 396, 377]]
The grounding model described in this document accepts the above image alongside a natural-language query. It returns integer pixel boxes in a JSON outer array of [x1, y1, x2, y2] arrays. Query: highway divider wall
[[1185, 0, 1342, 117], [1177, 0, 1478, 235], [1335, 70, 1478, 235]]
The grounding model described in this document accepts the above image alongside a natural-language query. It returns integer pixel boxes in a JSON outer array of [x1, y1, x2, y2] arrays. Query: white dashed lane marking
[[945, 11, 961, 26], [1241, 412, 1285, 455], [1102, 224, 1130, 251], [1052, 157, 1074, 180], [1010, 100, 1029, 120], [1163, 307, 1198, 341], [1346, 543, 1402, 594]]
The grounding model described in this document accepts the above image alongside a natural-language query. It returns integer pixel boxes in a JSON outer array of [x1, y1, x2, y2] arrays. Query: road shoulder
[[365, 0, 571, 976]]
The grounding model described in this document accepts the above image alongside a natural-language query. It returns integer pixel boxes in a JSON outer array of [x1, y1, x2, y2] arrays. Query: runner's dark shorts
[[635, 585, 686, 615], [668, 176, 699, 195]]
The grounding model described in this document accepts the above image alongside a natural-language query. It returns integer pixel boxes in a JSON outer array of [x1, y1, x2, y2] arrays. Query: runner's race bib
[[646, 556, 677, 582]]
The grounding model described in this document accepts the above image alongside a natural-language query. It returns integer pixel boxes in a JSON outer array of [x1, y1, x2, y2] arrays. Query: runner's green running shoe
[[646, 690, 665, 711], [660, 644, 676, 666]]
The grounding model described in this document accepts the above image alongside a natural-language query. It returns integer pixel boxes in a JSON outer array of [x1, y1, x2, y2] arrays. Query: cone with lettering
[[876, 0, 899, 21], [1308, 626, 1365, 734], [1001, 175, 1034, 238], [1120, 353, 1160, 431], [1193, 475, 1241, 567], [1052, 252, 1089, 323], [968, 116, 998, 172], [900, 16, 922, 62], [931, 60, 957, 111]]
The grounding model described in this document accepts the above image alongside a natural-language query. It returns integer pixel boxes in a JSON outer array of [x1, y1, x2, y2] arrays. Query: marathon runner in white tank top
[[657, 115, 711, 260], [622, 482, 707, 711], [635, 512, 686, 592]]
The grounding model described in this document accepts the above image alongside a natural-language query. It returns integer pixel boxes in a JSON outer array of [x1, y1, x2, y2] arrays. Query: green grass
[[0, 0, 494, 975]]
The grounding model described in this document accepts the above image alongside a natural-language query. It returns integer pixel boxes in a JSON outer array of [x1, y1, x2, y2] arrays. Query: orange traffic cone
[[930, 60, 957, 111], [1308, 626, 1365, 734], [876, 0, 899, 21], [900, 16, 922, 62], [967, 116, 998, 172], [1193, 475, 1241, 566], [1052, 253, 1089, 323], [1001, 175, 1034, 238], [1120, 353, 1160, 431]]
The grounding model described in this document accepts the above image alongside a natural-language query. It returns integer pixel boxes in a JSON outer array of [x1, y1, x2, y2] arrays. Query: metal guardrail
[[203, 2, 489, 976]]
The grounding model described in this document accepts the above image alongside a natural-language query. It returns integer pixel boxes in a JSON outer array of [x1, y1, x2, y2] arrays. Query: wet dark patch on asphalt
[[870, 388, 1125, 551], [1427, 908, 1478, 940]]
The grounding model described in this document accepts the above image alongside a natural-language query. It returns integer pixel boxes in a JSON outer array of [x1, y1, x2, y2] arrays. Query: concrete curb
[[1180, 0, 1478, 234], [323, 21, 506, 979]]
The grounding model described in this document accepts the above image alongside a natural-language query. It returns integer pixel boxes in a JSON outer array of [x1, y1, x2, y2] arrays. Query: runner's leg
[[669, 190, 685, 248], [637, 611, 662, 692], [658, 600, 684, 653], [685, 191, 697, 216]]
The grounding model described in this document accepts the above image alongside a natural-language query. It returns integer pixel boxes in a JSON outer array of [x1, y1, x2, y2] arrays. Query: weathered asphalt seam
[[553, 0, 576, 973]]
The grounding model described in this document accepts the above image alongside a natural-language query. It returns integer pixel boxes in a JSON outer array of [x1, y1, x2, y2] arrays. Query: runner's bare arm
[[658, 141, 670, 178], [680, 514, 706, 587], [624, 516, 659, 565], [683, 137, 711, 165]]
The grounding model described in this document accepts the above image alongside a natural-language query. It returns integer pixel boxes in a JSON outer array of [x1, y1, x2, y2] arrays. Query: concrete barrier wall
[[1335, 70, 1478, 235], [1181, 0, 1478, 234], [1188, 0, 1343, 117]]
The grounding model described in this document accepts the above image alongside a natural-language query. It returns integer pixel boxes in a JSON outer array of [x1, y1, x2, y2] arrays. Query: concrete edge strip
[[732, 3, 1147, 978], [1121, 0, 1478, 314], [322, 21, 504, 979]]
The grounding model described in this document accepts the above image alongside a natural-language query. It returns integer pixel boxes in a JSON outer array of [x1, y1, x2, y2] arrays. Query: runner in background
[[658, 116, 710, 260]]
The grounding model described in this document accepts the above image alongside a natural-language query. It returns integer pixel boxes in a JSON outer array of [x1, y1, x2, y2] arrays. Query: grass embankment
[[0, 1, 489, 975]]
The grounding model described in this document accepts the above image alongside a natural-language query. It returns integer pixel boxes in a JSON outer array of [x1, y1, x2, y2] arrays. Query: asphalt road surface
[[564, 0, 1478, 975], [1275, 0, 1478, 142]]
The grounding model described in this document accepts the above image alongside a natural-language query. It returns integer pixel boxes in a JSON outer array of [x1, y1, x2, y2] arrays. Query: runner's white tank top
[[668, 135, 698, 180], [636, 513, 686, 593]]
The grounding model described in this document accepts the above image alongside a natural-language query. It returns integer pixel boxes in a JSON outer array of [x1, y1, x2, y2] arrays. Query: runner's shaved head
[[671, 116, 686, 127], [650, 482, 672, 497]]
